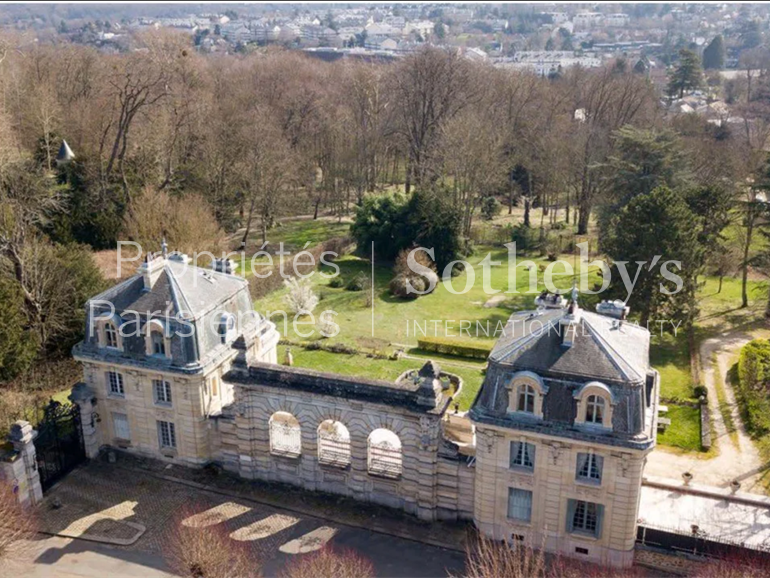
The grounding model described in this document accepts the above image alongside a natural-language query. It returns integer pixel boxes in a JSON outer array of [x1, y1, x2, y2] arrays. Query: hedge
[[736, 339, 770, 437], [416, 337, 493, 360]]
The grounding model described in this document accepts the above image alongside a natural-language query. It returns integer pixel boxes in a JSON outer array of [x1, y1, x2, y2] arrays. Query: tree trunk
[[718, 274, 723, 294], [523, 197, 531, 228], [741, 215, 754, 308]]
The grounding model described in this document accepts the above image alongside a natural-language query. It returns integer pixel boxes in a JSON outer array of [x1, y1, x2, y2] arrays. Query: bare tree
[[163, 504, 261, 578], [281, 546, 374, 578], [388, 47, 478, 192], [0, 482, 37, 561]]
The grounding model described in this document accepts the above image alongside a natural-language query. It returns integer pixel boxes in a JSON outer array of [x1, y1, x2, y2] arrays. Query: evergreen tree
[[0, 279, 37, 381], [702, 35, 725, 70], [667, 49, 703, 98], [604, 187, 702, 329]]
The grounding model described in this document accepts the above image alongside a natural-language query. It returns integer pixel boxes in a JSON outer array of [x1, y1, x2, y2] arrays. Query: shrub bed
[[416, 337, 493, 360]]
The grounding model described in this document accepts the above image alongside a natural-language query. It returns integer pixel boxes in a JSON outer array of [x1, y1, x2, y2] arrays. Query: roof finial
[[161, 237, 168, 258]]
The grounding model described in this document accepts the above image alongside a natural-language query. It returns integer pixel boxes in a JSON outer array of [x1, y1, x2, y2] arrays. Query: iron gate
[[34, 400, 86, 491]]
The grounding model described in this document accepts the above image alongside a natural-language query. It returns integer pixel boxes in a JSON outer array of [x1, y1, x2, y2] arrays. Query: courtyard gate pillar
[[70, 382, 100, 459], [7, 421, 43, 506]]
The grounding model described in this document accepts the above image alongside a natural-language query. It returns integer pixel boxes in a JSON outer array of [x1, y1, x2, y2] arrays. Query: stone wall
[[212, 364, 474, 522]]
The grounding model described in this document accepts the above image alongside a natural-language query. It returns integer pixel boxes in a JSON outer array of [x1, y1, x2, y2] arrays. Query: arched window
[[585, 395, 605, 425], [269, 412, 301, 458], [317, 420, 351, 467], [104, 323, 118, 348], [367, 428, 402, 478], [150, 330, 166, 356], [506, 372, 548, 418], [517, 385, 535, 414], [218, 313, 236, 344], [145, 319, 169, 358]]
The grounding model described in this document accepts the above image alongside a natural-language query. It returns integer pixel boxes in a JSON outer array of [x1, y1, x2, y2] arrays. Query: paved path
[[29, 461, 465, 578], [645, 330, 768, 493], [639, 479, 770, 548]]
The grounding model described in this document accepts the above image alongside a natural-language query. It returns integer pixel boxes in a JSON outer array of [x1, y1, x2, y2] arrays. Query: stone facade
[[69, 252, 655, 565], [469, 293, 658, 567], [211, 362, 472, 521]]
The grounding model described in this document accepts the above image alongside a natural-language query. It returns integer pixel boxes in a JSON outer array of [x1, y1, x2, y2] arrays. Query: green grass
[[278, 345, 484, 411], [241, 219, 350, 253], [259, 246, 606, 350], [715, 357, 737, 443], [657, 405, 702, 451], [650, 333, 695, 401]]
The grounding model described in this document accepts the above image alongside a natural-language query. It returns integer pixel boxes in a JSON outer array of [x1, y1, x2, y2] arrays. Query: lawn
[[240, 218, 351, 254], [277, 345, 484, 411], [259, 246, 607, 351], [656, 405, 702, 451], [650, 333, 695, 402], [248, 221, 767, 455]]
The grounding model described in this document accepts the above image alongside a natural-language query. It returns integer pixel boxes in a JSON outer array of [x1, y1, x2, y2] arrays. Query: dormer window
[[151, 331, 166, 356], [585, 395, 605, 425], [105, 323, 118, 348], [574, 382, 615, 430], [218, 313, 236, 344], [518, 385, 535, 414], [506, 371, 548, 419], [144, 319, 170, 359], [97, 315, 122, 350]]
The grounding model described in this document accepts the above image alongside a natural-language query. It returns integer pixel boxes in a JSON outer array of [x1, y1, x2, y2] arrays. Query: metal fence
[[637, 524, 770, 562]]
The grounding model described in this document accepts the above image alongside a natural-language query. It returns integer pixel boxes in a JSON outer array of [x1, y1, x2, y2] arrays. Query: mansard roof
[[489, 307, 650, 386], [89, 259, 248, 320]]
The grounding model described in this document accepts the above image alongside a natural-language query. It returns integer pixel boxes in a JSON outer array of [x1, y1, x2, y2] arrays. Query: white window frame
[[157, 420, 177, 449], [107, 371, 125, 397], [112, 412, 130, 440], [150, 331, 166, 356], [153, 379, 172, 406], [576, 452, 603, 483], [508, 488, 533, 522], [585, 395, 605, 425], [510, 441, 536, 470], [104, 323, 119, 348], [517, 385, 536, 414]]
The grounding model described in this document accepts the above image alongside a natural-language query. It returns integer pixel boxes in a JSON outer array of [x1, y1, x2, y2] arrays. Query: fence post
[[7, 421, 43, 505], [70, 383, 100, 459]]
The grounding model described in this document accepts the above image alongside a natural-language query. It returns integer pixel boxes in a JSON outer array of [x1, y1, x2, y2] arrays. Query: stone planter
[[682, 472, 693, 486], [730, 480, 741, 494]]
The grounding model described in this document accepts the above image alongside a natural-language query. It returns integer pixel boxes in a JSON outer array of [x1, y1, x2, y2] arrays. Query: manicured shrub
[[736, 339, 770, 436], [417, 337, 493, 360]]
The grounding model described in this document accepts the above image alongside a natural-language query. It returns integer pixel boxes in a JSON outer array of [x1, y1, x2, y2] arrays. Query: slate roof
[[90, 259, 248, 320], [489, 307, 650, 386]]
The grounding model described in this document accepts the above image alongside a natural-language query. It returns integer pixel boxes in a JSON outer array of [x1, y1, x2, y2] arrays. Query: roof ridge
[[165, 264, 192, 315]]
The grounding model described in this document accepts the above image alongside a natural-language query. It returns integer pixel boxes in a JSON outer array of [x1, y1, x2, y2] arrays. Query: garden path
[[645, 331, 767, 493]]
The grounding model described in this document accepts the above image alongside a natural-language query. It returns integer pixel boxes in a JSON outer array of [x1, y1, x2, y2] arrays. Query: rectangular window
[[113, 413, 130, 440], [157, 420, 176, 449], [567, 499, 604, 538], [510, 441, 535, 470], [576, 452, 603, 483], [107, 371, 124, 397], [507, 488, 533, 522], [153, 379, 172, 405]]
